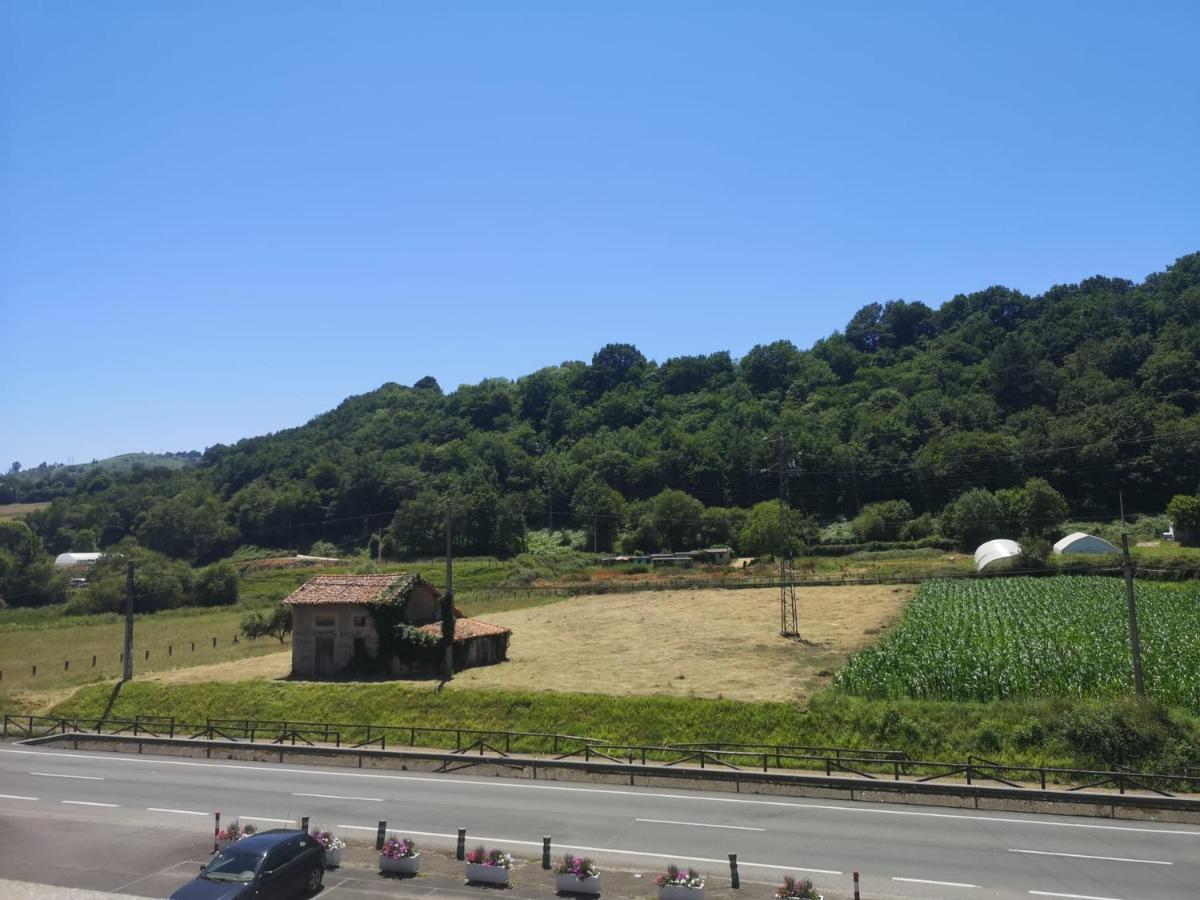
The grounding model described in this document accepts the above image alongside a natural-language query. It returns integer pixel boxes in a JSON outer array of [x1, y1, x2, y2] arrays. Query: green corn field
[[834, 576, 1200, 712]]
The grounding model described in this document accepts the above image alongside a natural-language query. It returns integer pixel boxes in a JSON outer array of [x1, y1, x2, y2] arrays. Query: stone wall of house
[[290, 604, 380, 677], [402, 582, 441, 625]]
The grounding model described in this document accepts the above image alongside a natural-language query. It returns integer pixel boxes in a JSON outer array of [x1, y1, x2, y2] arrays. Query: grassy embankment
[[47, 680, 1200, 778]]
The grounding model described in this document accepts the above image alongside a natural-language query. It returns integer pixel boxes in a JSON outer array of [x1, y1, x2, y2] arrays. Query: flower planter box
[[465, 862, 510, 885], [380, 853, 421, 876], [658, 884, 704, 900], [325, 846, 342, 868], [556, 873, 601, 895]]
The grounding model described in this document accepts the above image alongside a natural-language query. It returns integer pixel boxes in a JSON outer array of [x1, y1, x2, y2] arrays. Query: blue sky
[[3, 1, 1198, 467]]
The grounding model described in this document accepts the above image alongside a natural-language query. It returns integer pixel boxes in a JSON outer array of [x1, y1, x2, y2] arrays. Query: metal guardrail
[[20, 730, 1200, 818], [5, 713, 1200, 797]]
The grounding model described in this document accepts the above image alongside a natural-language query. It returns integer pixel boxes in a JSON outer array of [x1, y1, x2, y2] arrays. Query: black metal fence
[[6, 712, 1199, 797]]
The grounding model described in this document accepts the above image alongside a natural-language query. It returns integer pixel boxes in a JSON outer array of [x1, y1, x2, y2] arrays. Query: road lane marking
[[1029, 893, 1123, 900], [636, 817, 765, 832], [0, 794, 38, 801], [293, 792, 382, 802], [334, 824, 841, 874], [147, 807, 209, 816], [6, 747, 1199, 838], [62, 800, 118, 807], [894, 877, 979, 888], [241, 816, 295, 824], [31, 771, 104, 780], [1010, 848, 1171, 865]]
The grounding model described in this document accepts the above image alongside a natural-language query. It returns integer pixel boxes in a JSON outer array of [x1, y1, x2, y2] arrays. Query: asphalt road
[[1, 744, 1196, 900]]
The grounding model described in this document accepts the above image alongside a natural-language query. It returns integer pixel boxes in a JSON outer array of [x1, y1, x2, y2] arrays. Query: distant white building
[[1053, 532, 1119, 555], [54, 552, 103, 568], [974, 539, 1023, 572]]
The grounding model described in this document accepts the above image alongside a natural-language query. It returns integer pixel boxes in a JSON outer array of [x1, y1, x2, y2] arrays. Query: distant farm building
[[54, 552, 103, 568], [974, 539, 1023, 572], [1053, 533, 1119, 555], [283, 573, 510, 677], [602, 547, 732, 567]]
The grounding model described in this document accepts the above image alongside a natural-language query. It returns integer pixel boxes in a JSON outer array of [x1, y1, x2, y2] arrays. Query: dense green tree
[[14, 251, 1200, 565], [940, 488, 1007, 551], [852, 500, 914, 542], [571, 477, 625, 552], [0, 520, 66, 607], [1166, 494, 1200, 546]]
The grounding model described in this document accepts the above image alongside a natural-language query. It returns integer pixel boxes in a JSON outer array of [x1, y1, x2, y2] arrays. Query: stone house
[[283, 573, 510, 677]]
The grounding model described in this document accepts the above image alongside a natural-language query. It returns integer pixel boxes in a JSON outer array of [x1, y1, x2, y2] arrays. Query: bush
[[809, 537, 955, 556], [193, 562, 239, 606], [1166, 494, 1200, 546], [851, 500, 914, 543], [1059, 701, 1175, 768]]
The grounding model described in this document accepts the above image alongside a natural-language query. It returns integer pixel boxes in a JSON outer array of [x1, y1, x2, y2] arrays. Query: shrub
[[1166, 494, 1200, 546]]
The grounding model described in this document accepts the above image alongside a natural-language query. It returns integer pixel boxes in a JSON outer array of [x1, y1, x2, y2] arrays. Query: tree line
[[2, 252, 1198, 606]]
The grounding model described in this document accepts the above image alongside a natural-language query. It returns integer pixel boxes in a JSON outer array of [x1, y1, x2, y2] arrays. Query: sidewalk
[[321, 845, 855, 900]]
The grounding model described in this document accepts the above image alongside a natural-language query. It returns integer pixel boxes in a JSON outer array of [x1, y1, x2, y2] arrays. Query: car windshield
[[202, 849, 263, 883]]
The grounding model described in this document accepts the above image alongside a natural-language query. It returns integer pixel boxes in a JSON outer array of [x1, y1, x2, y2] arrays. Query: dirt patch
[[128, 585, 912, 704]]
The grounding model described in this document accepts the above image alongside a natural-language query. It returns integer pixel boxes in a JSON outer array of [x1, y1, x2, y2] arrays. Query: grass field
[[44, 680, 1200, 774], [0, 605, 291, 693], [51, 585, 911, 704], [0, 502, 49, 520], [835, 576, 1200, 712]]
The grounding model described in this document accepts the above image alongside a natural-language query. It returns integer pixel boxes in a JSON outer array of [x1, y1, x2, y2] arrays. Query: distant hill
[[2, 452, 200, 503], [12, 252, 1200, 566]]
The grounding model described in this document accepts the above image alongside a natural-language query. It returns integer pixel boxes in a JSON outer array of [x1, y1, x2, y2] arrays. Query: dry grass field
[[140, 585, 912, 703], [0, 502, 50, 520]]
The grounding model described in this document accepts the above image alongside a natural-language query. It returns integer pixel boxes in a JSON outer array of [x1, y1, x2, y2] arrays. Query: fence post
[[213, 812, 221, 854], [92, 655, 96, 667], [728, 853, 740, 889], [542, 835, 551, 869], [456, 828, 466, 861], [376, 820, 386, 850], [301, 816, 309, 832], [853, 871, 860, 900], [31, 664, 36, 677], [64, 660, 69, 671]]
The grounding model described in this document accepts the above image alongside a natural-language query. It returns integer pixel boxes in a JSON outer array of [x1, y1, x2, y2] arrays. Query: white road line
[[1010, 848, 1172, 866], [894, 877, 979, 888], [334, 824, 840, 874], [30, 771, 104, 780], [241, 816, 295, 824], [147, 807, 209, 816], [62, 800, 118, 807], [1029, 892, 1123, 900], [636, 817, 765, 832], [6, 747, 1198, 838], [293, 792, 382, 802], [0, 794, 39, 801]]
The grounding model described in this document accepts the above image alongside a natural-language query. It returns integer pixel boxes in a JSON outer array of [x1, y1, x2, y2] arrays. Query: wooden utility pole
[[443, 501, 455, 680], [122, 561, 135, 682], [1121, 533, 1145, 698]]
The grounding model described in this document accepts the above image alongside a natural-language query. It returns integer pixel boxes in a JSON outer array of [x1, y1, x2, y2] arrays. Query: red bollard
[[853, 871, 860, 900], [213, 812, 221, 854]]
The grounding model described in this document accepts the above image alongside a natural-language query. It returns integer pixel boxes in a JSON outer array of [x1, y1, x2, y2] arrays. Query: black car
[[169, 829, 325, 899]]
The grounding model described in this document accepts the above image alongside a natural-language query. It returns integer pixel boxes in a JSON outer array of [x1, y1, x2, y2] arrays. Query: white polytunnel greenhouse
[[973, 539, 1023, 572], [1052, 532, 1119, 555]]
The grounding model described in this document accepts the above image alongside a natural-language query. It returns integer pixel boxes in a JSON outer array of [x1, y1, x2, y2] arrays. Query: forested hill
[[16, 252, 1200, 564]]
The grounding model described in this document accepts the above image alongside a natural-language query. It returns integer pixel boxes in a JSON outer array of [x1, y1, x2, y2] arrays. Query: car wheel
[[306, 865, 323, 893]]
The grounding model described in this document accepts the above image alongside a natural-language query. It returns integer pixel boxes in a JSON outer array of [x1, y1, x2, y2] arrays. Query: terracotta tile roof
[[417, 616, 511, 641], [283, 573, 425, 606]]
